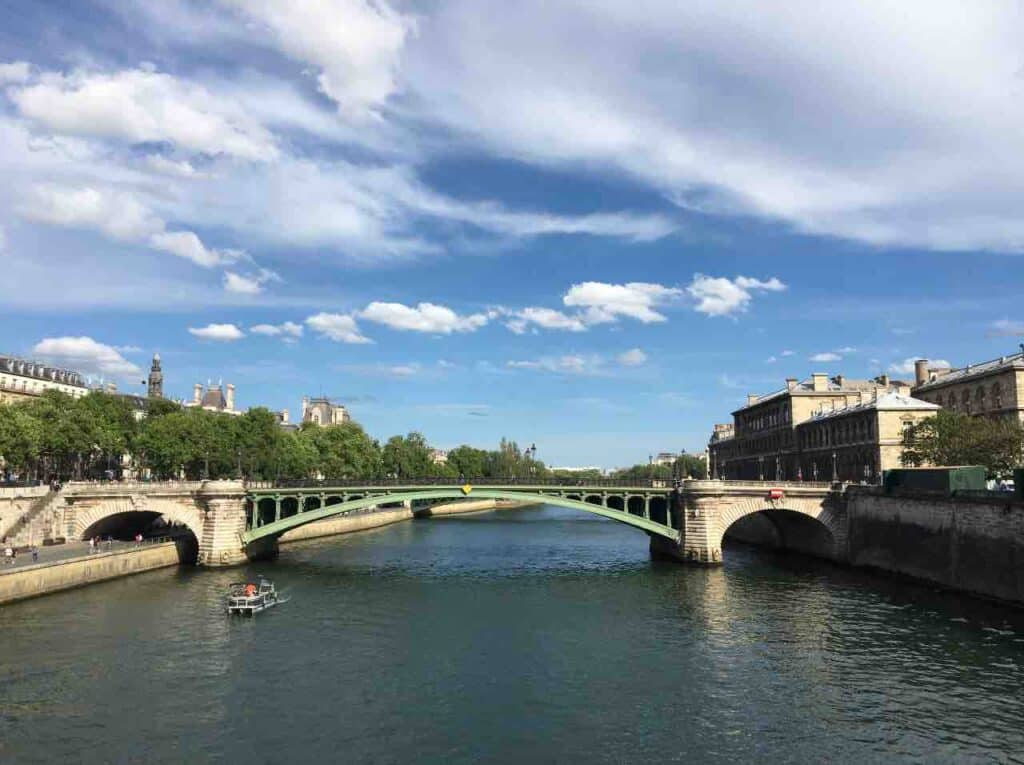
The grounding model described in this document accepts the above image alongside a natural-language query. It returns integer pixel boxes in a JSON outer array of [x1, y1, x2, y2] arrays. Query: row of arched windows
[[919, 381, 1003, 414]]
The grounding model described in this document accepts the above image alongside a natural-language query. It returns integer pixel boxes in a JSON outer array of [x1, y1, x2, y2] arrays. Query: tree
[[902, 411, 1024, 478], [381, 432, 435, 478], [303, 422, 382, 479], [446, 445, 489, 478]]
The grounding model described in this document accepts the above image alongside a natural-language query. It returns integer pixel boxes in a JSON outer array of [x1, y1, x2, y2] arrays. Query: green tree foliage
[[901, 410, 1024, 478], [382, 432, 436, 478], [609, 453, 707, 481]]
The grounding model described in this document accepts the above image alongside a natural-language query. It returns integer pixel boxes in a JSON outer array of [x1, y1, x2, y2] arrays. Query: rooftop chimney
[[193, 383, 202, 404], [226, 383, 236, 412], [280, 409, 289, 424], [811, 373, 828, 392], [747, 394, 759, 406], [785, 378, 798, 391], [914, 359, 929, 387]]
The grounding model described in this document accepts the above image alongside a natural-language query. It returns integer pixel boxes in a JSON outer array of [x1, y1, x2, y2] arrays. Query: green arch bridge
[[243, 480, 680, 547]]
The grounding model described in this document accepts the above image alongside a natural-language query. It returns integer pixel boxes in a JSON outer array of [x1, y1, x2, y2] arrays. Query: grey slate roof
[[804, 392, 939, 423], [914, 351, 1024, 391]]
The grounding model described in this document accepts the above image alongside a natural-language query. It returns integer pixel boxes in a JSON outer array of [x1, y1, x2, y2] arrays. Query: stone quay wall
[[845, 488, 1024, 604], [0, 486, 50, 540], [0, 542, 182, 605], [278, 498, 533, 546]]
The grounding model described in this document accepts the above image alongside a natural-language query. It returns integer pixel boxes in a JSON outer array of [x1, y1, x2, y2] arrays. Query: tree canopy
[[901, 411, 1024, 478]]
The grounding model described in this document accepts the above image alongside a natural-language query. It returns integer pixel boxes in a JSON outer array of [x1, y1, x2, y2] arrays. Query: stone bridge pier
[[59, 480, 250, 567], [656, 480, 847, 564]]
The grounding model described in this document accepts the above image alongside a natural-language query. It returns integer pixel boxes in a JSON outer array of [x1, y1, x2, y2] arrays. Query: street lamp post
[[758, 456, 764, 481], [831, 451, 838, 482]]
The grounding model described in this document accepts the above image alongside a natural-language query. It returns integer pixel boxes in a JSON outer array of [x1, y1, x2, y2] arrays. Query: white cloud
[[766, 356, 778, 364], [508, 355, 593, 374], [31, 336, 141, 378], [990, 319, 1024, 337], [306, 312, 372, 344], [251, 321, 303, 338], [617, 348, 647, 367], [222, 268, 278, 295], [9, 66, 277, 160], [0, 224, 6, 252], [835, 346, 858, 353], [220, 0, 414, 117], [563, 281, 682, 324], [0, 61, 31, 84], [686, 274, 787, 317], [505, 306, 587, 334], [188, 323, 245, 341], [404, 2, 1024, 253], [810, 352, 842, 363], [21, 184, 163, 241], [145, 155, 201, 178], [890, 357, 951, 374], [780, 350, 795, 357], [150, 231, 242, 268], [359, 301, 491, 334]]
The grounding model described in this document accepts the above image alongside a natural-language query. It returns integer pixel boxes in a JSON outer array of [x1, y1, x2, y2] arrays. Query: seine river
[[3, 505, 1024, 764]]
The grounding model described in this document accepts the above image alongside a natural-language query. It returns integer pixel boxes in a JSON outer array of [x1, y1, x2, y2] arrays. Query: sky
[[3, 1, 1024, 468]]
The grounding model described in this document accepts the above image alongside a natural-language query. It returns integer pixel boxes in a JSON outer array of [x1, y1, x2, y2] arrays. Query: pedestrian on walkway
[[3, 545, 12, 566], [31, 545, 39, 563], [88, 537, 95, 554]]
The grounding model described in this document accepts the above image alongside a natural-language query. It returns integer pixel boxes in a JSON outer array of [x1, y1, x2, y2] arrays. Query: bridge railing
[[246, 477, 680, 490]]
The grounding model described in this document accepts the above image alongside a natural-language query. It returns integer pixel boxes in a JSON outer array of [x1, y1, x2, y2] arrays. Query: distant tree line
[[0, 390, 709, 483]]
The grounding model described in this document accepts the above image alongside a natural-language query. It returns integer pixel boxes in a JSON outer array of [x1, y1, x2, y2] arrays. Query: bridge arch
[[71, 495, 204, 562], [715, 496, 845, 561], [242, 489, 678, 549]]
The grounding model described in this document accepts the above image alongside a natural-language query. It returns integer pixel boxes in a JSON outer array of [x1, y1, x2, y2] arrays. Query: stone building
[[186, 381, 241, 416], [911, 351, 1024, 422], [301, 397, 350, 426], [0, 354, 88, 404], [795, 392, 939, 482], [708, 373, 932, 482]]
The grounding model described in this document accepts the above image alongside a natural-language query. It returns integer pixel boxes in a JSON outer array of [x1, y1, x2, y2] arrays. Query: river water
[[2, 504, 1024, 764]]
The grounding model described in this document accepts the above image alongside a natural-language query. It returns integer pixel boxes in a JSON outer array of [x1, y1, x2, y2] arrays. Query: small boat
[[226, 577, 285, 616]]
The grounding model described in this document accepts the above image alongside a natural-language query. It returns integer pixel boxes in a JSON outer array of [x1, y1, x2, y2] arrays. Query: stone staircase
[[8, 489, 64, 547]]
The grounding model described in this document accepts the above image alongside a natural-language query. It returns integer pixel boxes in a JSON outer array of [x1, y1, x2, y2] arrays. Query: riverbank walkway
[[1, 538, 172, 572]]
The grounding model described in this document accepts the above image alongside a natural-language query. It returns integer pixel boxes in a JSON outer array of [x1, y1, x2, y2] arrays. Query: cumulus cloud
[[8, 66, 277, 160], [220, 0, 414, 117], [505, 307, 586, 334], [31, 336, 141, 378], [686, 274, 787, 317], [359, 301, 491, 334], [151, 231, 243, 268], [188, 323, 245, 341], [20, 184, 163, 241], [563, 281, 682, 324], [810, 352, 842, 363], [617, 348, 647, 367], [306, 312, 372, 344], [222, 268, 279, 295], [251, 321, 303, 338], [0, 61, 31, 84], [890, 357, 951, 374]]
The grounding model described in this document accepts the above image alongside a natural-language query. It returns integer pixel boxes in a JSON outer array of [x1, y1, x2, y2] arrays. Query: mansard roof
[[914, 351, 1024, 391]]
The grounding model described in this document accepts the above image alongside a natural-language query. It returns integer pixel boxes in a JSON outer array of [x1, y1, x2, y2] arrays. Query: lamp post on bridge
[[758, 456, 764, 482], [831, 451, 838, 482]]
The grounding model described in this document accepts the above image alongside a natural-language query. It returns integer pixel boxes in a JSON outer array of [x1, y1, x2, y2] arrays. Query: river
[[2, 504, 1023, 764]]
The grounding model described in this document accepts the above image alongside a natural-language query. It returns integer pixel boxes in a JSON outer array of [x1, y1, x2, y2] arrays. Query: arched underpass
[[722, 508, 836, 560], [80, 511, 200, 564]]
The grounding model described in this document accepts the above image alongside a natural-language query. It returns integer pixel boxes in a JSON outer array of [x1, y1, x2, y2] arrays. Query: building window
[[993, 382, 1002, 410], [961, 389, 971, 414]]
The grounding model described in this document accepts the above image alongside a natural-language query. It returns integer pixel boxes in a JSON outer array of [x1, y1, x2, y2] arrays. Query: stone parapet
[[196, 480, 248, 566]]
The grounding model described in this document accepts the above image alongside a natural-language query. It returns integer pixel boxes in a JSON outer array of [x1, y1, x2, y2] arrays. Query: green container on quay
[[883, 466, 987, 494]]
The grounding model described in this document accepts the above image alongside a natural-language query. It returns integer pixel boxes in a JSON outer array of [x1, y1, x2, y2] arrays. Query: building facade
[[301, 397, 350, 426], [708, 373, 935, 482], [147, 354, 163, 399], [911, 352, 1024, 422], [186, 382, 241, 416], [0, 355, 89, 404]]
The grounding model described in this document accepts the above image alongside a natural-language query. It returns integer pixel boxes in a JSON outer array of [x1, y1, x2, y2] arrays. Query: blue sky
[[2, 1, 1024, 467]]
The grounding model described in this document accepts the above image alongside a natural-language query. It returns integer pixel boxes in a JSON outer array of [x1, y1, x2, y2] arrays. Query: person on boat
[[244, 583, 257, 597]]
